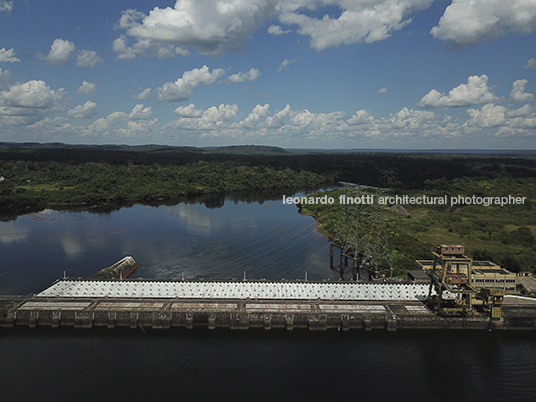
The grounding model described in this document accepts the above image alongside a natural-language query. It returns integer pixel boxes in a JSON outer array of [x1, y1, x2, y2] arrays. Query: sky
[[0, 0, 536, 149]]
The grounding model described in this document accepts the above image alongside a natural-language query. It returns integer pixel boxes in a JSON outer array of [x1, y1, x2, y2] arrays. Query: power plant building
[[414, 259, 517, 292]]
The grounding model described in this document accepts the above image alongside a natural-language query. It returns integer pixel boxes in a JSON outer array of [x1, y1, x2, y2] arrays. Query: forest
[[1, 142, 535, 274]]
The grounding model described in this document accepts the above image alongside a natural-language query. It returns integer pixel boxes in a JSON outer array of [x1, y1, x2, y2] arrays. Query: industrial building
[[413, 247, 517, 292]]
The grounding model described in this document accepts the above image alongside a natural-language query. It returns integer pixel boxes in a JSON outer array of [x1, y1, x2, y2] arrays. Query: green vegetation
[[0, 159, 327, 210], [300, 177, 536, 276]]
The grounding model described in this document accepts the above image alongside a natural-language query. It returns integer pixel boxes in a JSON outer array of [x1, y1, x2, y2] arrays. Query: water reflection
[[0, 188, 331, 295]]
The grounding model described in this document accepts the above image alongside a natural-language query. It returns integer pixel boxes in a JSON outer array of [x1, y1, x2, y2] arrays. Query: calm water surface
[[1, 190, 536, 401], [0, 190, 330, 295]]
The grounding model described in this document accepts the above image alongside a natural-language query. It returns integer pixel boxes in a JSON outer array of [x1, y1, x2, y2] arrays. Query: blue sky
[[1, 0, 536, 149]]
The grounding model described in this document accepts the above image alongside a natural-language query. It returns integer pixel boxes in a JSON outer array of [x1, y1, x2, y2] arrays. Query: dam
[[2, 255, 536, 331], [2, 277, 536, 331]]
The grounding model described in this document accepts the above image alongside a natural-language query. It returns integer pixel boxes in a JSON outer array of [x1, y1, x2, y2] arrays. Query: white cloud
[[378, 87, 387, 94], [128, 104, 153, 120], [525, 58, 536, 69], [431, 0, 536, 47], [157, 65, 225, 102], [113, 34, 189, 61], [112, 35, 137, 61], [168, 103, 239, 130], [265, 104, 292, 127], [87, 111, 128, 133], [417, 75, 500, 108], [38, 39, 102, 67], [77, 81, 97, 94], [130, 88, 152, 100], [347, 110, 374, 125], [116, 1, 277, 57], [510, 79, 534, 103], [114, 1, 444, 57], [0, 80, 66, 121], [0, 48, 19, 63], [0, 1, 12, 14], [224, 68, 261, 83], [278, 0, 434, 51], [76, 50, 103, 68], [465, 103, 536, 132], [235, 104, 270, 127], [38, 39, 76, 65], [119, 0, 274, 55], [68, 100, 98, 119], [174, 103, 203, 118], [0, 68, 14, 91], [268, 25, 291, 35], [277, 58, 296, 72], [507, 104, 533, 118]]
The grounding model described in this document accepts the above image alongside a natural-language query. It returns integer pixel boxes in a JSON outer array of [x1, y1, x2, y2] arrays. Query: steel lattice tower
[[332, 182, 393, 280]]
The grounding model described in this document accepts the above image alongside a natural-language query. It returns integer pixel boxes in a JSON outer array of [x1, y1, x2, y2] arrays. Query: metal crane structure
[[426, 244, 505, 318], [330, 183, 394, 281]]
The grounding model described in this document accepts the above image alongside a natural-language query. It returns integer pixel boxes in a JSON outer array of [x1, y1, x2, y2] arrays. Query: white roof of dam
[[37, 280, 430, 301]]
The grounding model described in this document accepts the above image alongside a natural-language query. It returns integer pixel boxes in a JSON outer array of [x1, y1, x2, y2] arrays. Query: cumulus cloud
[[113, 34, 189, 61], [174, 103, 203, 118], [130, 88, 152, 100], [38, 39, 103, 67], [87, 111, 127, 133], [417, 75, 500, 108], [0, 1, 13, 14], [347, 110, 374, 125], [114, 1, 437, 58], [378, 87, 387, 94], [68, 100, 98, 119], [268, 25, 291, 35], [0, 68, 14, 91], [278, 0, 434, 51], [115, 1, 277, 58], [277, 58, 296, 72], [0, 79, 67, 125], [525, 58, 536, 69], [157, 65, 225, 102], [167, 103, 238, 130], [77, 81, 97, 94], [235, 104, 270, 127], [510, 79, 534, 103], [76, 50, 103, 68], [0, 48, 19, 63], [128, 104, 153, 120], [38, 39, 76, 65], [0, 80, 65, 112], [223, 68, 261, 83], [465, 103, 536, 133], [431, 0, 536, 47]]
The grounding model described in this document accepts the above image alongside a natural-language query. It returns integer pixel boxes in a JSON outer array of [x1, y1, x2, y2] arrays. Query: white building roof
[[37, 280, 430, 301]]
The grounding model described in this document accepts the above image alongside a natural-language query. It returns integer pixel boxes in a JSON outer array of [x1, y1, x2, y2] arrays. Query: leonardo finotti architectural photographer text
[[283, 194, 527, 207]]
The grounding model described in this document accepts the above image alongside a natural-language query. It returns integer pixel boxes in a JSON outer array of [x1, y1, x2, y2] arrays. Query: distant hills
[[1, 142, 535, 157]]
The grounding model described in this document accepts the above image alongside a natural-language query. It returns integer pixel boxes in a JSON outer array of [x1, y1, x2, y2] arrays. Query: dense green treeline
[[0, 159, 327, 210], [2, 144, 536, 188], [300, 177, 536, 275]]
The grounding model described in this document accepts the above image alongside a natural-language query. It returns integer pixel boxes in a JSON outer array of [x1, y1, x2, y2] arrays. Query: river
[[1, 190, 535, 401]]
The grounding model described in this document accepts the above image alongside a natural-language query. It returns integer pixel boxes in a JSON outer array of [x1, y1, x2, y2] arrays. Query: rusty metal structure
[[426, 245, 505, 318]]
